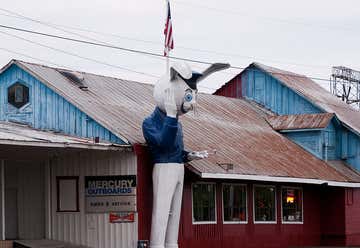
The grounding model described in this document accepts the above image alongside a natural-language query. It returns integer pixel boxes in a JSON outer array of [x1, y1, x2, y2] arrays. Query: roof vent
[[58, 70, 88, 91]]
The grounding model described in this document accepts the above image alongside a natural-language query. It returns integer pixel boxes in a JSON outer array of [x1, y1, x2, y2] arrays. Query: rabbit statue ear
[[169, 62, 192, 81], [196, 63, 230, 83]]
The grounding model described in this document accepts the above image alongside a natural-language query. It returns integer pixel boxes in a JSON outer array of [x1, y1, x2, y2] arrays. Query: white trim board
[[200, 173, 360, 188]]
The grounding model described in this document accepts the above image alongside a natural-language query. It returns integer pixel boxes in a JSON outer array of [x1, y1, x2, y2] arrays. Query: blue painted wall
[[283, 130, 323, 158], [241, 69, 323, 115], [0, 64, 125, 144], [241, 66, 360, 171], [342, 129, 360, 170]]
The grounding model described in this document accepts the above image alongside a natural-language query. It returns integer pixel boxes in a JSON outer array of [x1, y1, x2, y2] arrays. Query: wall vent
[[58, 70, 88, 91]]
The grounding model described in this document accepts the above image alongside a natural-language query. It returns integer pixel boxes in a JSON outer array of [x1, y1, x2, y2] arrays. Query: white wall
[[48, 150, 138, 248]]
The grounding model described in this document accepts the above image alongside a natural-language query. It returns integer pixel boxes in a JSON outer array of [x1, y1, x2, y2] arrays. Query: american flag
[[164, 1, 174, 56]]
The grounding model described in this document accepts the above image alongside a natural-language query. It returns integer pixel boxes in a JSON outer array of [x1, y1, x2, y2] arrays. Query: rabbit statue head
[[153, 61, 230, 116]]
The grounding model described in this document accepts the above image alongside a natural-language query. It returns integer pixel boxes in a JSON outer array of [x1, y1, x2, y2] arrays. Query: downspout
[[323, 131, 328, 162]]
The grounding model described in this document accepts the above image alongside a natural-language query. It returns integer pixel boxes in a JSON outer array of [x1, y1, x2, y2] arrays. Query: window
[[223, 184, 247, 223], [57, 176, 79, 212], [282, 187, 303, 223], [8, 82, 29, 108], [254, 185, 276, 223], [192, 183, 216, 223]]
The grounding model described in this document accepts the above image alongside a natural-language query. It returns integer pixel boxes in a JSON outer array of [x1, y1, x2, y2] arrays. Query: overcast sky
[[0, 0, 359, 93]]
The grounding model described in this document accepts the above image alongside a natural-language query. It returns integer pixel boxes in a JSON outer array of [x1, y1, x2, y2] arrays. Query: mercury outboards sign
[[85, 175, 136, 213]]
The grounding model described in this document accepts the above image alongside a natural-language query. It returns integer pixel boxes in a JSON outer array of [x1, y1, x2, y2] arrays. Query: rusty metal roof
[[4, 60, 360, 185], [327, 160, 360, 183], [0, 121, 129, 151], [266, 113, 334, 131], [252, 62, 360, 136]]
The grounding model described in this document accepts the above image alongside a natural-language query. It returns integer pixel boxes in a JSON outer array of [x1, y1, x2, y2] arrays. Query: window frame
[[281, 186, 304, 224], [191, 182, 217, 225], [253, 184, 277, 224], [222, 183, 248, 224], [7, 81, 30, 109], [56, 176, 80, 212]]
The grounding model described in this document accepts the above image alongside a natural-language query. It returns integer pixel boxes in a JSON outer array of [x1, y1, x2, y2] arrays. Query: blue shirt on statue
[[142, 107, 189, 164]]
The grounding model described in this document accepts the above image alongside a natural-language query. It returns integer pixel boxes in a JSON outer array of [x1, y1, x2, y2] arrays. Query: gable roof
[[252, 62, 360, 136], [266, 113, 334, 131], [3, 60, 360, 185]]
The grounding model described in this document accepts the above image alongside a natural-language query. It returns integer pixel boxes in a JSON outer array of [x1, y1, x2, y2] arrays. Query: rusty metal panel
[[7, 60, 359, 183], [266, 113, 334, 131]]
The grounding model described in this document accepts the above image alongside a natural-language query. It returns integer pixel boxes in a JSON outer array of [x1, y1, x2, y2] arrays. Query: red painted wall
[[214, 76, 242, 98], [345, 188, 360, 246], [320, 187, 346, 246], [134, 144, 153, 242], [134, 145, 359, 247], [179, 173, 323, 248]]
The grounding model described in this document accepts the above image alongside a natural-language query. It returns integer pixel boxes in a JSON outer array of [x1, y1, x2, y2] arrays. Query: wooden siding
[[180, 175, 324, 248], [345, 188, 360, 246], [284, 131, 323, 159], [345, 131, 360, 171], [48, 150, 137, 248], [0, 65, 124, 144], [216, 67, 360, 172], [242, 69, 322, 115]]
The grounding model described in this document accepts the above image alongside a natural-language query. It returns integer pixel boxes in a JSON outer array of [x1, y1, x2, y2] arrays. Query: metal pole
[[165, 0, 170, 75]]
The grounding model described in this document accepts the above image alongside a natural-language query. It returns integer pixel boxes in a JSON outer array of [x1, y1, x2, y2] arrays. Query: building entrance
[[5, 161, 45, 240]]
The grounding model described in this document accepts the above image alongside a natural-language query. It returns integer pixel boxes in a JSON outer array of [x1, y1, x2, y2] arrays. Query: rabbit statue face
[[153, 61, 230, 116], [153, 62, 198, 116]]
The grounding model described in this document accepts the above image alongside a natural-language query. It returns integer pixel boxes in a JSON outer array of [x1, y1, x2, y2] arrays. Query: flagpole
[[166, 0, 170, 76]]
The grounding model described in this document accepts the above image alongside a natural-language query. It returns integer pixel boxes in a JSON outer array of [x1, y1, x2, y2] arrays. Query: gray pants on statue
[[150, 163, 184, 248]]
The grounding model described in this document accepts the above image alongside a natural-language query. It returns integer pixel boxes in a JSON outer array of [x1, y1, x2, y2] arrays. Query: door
[[5, 162, 45, 240], [5, 188, 18, 239]]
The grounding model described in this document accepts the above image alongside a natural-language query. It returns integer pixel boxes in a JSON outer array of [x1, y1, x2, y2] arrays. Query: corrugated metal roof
[[252, 62, 360, 136], [266, 113, 334, 131], [327, 160, 360, 183], [0, 121, 129, 151], [4, 60, 360, 184]]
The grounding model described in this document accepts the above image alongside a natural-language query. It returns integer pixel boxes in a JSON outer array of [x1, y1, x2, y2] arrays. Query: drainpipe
[[323, 131, 328, 162]]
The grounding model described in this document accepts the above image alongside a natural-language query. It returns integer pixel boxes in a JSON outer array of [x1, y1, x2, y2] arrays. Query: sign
[[109, 212, 135, 223], [85, 175, 136, 213]]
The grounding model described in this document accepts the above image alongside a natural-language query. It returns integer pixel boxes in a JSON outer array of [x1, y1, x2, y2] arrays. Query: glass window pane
[[282, 188, 303, 222], [254, 186, 276, 222], [223, 184, 247, 222], [192, 183, 216, 222], [15, 85, 24, 103]]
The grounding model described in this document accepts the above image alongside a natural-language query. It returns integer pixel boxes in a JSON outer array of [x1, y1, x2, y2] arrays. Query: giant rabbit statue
[[142, 61, 230, 248]]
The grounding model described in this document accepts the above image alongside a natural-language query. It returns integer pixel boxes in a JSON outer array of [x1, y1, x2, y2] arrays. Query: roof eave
[[0, 138, 132, 151], [200, 172, 360, 188]]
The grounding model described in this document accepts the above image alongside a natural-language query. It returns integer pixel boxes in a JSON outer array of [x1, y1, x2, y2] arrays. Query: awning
[[0, 121, 131, 151]]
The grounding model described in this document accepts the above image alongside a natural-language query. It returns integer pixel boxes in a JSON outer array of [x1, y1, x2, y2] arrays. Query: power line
[[0, 47, 66, 68], [0, 23, 334, 84], [0, 29, 159, 79], [0, 32, 219, 90], [173, 0, 358, 33], [0, 8, 332, 70]]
